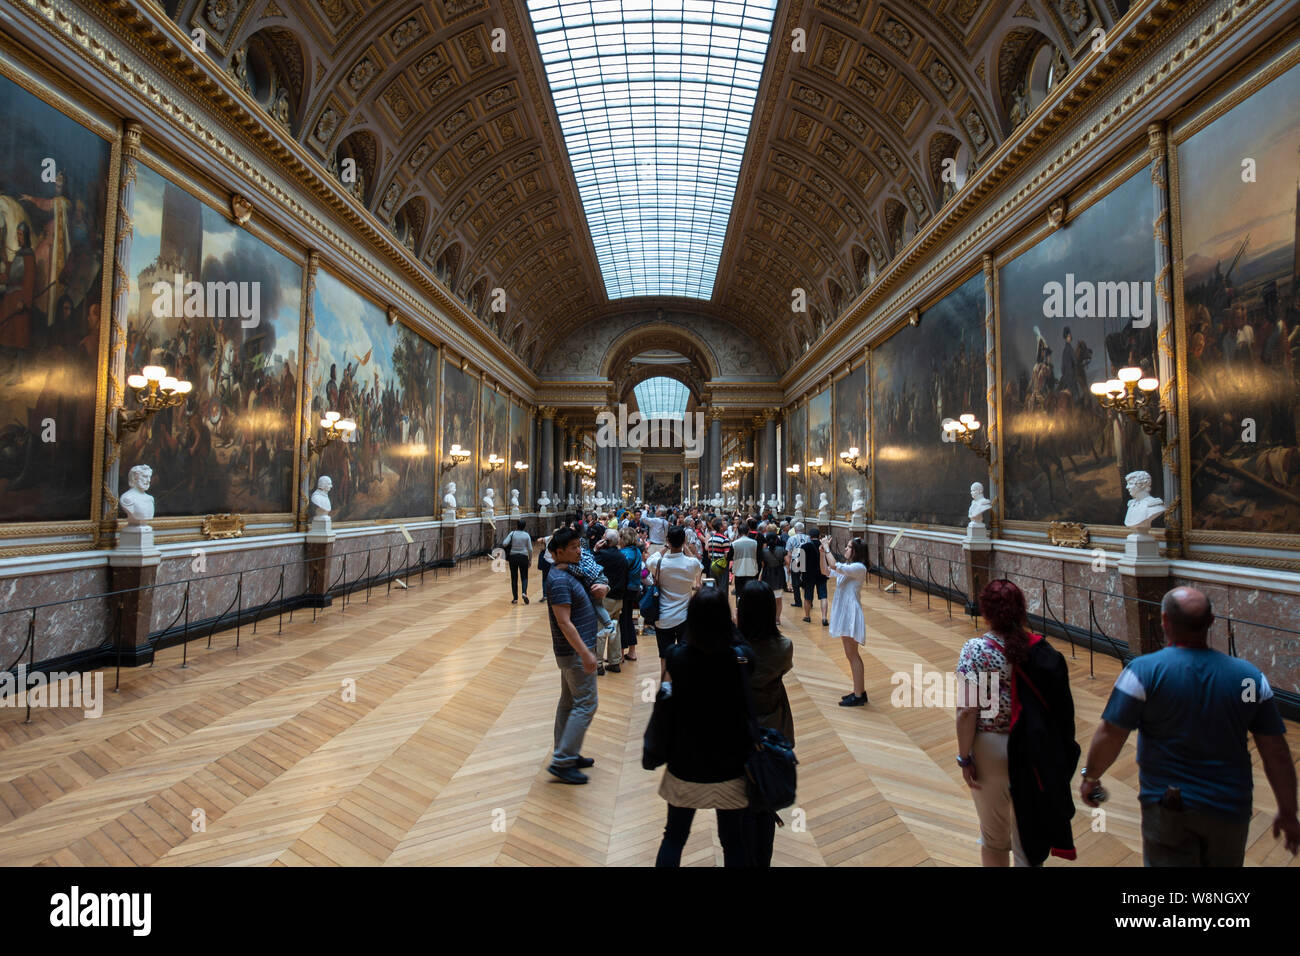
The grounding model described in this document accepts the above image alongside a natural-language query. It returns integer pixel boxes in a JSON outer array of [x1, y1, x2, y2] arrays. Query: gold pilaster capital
[[123, 120, 144, 158], [539, 405, 556, 420]]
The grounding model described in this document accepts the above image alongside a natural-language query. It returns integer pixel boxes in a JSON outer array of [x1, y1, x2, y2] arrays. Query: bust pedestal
[[1118, 533, 1169, 655], [961, 523, 993, 618], [304, 518, 336, 608], [441, 510, 458, 567], [107, 523, 162, 664]]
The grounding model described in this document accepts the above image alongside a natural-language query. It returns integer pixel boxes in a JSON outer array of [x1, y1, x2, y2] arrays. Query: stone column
[[538, 407, 554, 507], [982, 252, 999, 536], [1149, 121, 1181, 559], [764, 411, 778, 504], [743, 428, 757, 503], [100, 120, 143, 545], [553, 415, 566, 507], [707, 410, 723, 500]]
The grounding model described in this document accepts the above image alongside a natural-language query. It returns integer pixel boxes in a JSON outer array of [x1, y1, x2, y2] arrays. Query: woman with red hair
[[955, 579, 1079, 866]]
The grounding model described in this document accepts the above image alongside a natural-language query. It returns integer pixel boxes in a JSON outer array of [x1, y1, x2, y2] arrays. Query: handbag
[[639, 582, 660, 626], [733, 646, 797, 814], [642, 681, 674, 770]]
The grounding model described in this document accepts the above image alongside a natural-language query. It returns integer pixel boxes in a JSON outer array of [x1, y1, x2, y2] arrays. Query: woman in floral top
[[955, 579, 1030, 866]]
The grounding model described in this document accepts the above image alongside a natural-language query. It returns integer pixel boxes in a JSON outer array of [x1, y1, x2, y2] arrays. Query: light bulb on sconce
[[1090, 367, 1166, 436]]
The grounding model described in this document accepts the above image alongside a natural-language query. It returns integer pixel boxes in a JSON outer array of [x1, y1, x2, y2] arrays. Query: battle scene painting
[[644, 471, 681, 505], [784, 402, 806, 512], [1180, 63, 1300, 533], [1000, 168, 1160, 525], [480, 386, 508, 512], [508, 400, 529, 508], [873, 274, 986, 526], [806, 387, 831, 512], [441, 360, 479, 508], [311, 271, 436, 522], [834, 365, 867, 517], [0, 75, 110, 522], [122, 163, 301, 515]]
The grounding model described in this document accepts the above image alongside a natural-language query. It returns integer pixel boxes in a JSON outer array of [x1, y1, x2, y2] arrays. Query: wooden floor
[[0, 560, 1295, 867]]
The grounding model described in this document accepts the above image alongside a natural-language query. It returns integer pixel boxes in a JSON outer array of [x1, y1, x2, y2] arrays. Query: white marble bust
[[850, 485, 866, 516], [538, 490, 551, 510], [120, 464, 155, 529], [310, 475, 332, 516], [443, 481, 457, 512], [482, 487, 496, 513], [595, 491, 607, 508], [794, 493, 804, 513], [1124, 470, 1165, 533], [767, 493, 778, 510], [510, 488, 519, 508], [817, 492, 830, 512], [968, 482, 993, 527]]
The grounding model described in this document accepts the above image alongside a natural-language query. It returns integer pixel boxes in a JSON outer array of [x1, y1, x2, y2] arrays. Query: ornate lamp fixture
[[1090, 368, 1165, 436], [785, 463, 801, 477], [735, 460, 754, 475], [308, 410, 358, 458], [481, 452, 504, 476], [943, 413, 990, 461], [839, 446, 869, 477], [513, 460, 529, 476], [440, 442, 471, 475], [118, 365, 193, 437], [806, 456, 830, 478]]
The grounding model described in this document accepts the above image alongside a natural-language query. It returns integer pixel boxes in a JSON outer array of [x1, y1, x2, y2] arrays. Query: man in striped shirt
[[706, 517, 731, 600]]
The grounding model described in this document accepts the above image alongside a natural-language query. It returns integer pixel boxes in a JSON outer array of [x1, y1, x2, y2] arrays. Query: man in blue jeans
[[1081, 586, 1299, 865], [545, 528, 603, 784]]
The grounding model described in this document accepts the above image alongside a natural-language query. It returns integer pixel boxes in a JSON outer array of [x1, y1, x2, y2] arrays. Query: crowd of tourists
[[498, 501, 1298, 868]]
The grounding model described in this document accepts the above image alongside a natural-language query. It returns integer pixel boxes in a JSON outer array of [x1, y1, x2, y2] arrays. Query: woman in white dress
[[822, 537, 869, 706]]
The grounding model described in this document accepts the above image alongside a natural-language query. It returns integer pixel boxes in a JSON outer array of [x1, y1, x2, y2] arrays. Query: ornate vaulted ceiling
[[154, 0, 1129, 374]]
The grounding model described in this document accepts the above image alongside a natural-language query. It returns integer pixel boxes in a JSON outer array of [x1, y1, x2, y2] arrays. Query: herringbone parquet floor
[[0, 559, 1295, 866]]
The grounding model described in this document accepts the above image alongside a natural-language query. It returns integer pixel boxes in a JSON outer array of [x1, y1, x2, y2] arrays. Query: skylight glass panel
[[526, 0, 778, 299], [633, 377, 690, 420]]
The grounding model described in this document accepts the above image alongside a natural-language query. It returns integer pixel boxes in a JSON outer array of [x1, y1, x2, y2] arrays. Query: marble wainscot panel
[[326, 525, 437, 588], [0, 558, 112, 662], [148, 539, 307, 634], [454, 521, 483, 559], [1171, 571, 1300, 698], [986, 548, 1127, 643]]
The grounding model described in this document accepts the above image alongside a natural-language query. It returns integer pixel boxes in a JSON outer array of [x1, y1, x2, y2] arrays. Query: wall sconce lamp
[[785, 463, 801, 477], [513, 460, 529, 476], [308, 410, 358, 458], [806, 456, 830, 478], [943, 414, 991, 461], [735, 460, 754, 474], [118, 365, 193, 437], [1090, 368, 1165, 436], [482, 452, 504, 476], [839, 447, 869, 477], [440, 442, 471, 475]]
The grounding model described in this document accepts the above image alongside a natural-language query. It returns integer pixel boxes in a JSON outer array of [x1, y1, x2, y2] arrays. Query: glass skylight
[[633, 376, 690, 419], [526, 0, 778, 299]]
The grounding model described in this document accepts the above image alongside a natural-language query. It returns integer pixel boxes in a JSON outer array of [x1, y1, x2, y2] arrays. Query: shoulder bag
[[642, 680, 674, 770]]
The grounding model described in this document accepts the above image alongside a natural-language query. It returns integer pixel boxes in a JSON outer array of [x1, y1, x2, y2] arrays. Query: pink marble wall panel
[[1173, 576, 1300, 698], [0, 567, 111, 662], [149, 544, 307, 634]]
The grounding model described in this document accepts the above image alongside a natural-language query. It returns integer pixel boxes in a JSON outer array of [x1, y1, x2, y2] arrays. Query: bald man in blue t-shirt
[[1081, 587, 1298, 865]]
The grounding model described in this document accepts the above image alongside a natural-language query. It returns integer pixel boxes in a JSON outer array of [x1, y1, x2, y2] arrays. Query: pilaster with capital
[[1149, 121, 1181, 558], [296, 251, 321, 531], [982, 252, 999, 536], [101, 120, 143, 541]]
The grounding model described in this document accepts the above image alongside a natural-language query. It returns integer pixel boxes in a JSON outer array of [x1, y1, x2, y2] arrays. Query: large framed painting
[[121, 162, 302, 515], [644, 471, 681, 505], [1178, 62, 1300, 533], [999, 165, 1160, 525], [834, 364, 867, 517], [784, 402, 806, 511], [0, 73, 111, 523], [440, 359, 479, 507], [873, 273, 985, 526], [480, 385, 509, 512], [806, 387, 831, 512], [311, 270, 436, 521], [508, 399, 529, 508]]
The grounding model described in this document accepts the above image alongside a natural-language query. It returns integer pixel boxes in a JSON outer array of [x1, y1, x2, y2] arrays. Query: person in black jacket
[[956, 579, 1078, 866], [592, 528, 629, 672], [655, 587, 754, 867]]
